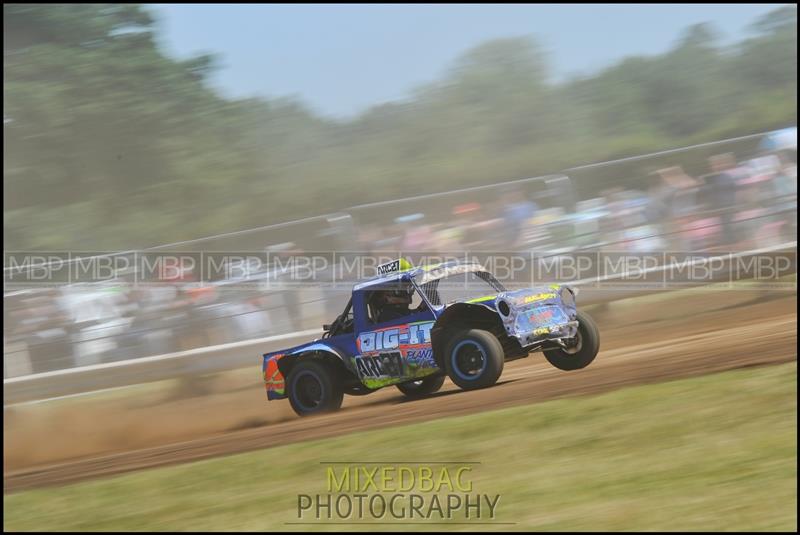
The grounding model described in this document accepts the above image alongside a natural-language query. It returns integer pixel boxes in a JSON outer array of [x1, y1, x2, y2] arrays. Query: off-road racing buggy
[[262, 259, 599, 416]]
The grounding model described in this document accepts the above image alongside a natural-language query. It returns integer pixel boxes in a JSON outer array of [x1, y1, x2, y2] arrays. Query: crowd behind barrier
[[3, 135, 797, 378]]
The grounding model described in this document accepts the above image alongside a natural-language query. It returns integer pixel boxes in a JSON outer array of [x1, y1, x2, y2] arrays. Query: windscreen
[[418, 270, 505, 306]]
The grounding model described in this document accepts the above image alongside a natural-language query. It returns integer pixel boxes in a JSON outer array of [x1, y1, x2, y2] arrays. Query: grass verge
[[4, 362, 797, 531]]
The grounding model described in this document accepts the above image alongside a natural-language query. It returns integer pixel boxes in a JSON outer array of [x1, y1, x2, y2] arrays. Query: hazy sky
[[151, 4, 787, 119]]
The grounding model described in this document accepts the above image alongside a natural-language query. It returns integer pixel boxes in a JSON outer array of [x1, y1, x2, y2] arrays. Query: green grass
[[4, 362, 797, 532]]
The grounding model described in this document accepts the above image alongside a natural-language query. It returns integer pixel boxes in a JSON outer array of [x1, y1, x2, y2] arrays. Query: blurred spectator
[[268, 243, 304, 332], [646, 168, 679, 225], [372, 222, 403, 252], [452, 202, 485, 251], [680, 185, 723, 251], [430, 223, 461, 252], [704, 153, 744, 245], [572, 197, 611, 248], [705, 153, 742, 209], [602, 188, 667, 252], [501, 188, 539, 248], [772, 151, 797, 198], [647, 166, 704, 249], [22, 291, 72, 373], [773, 151, 798, 242], [731, 165, 774, 249], [398, 213, 432, 251]]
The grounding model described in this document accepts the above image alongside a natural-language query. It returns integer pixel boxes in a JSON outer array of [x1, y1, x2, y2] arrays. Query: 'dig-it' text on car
[[262, 259, 600, 417]]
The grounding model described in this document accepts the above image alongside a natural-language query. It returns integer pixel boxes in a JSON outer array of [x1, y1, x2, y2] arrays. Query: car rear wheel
[[396, 375, 446, 398], [287, 360, 344, 416], [444, 329, 504, 390], [543, 310, 600, 371]]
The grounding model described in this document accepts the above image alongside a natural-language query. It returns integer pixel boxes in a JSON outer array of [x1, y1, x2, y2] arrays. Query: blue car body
[[262, 259, 579, 399]]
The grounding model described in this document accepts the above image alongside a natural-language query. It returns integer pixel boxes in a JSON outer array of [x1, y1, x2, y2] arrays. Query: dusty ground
[[4, 287, 797, 492]]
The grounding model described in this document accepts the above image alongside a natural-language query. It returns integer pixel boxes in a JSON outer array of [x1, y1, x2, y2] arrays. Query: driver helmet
[[382, 288, 412, 306]]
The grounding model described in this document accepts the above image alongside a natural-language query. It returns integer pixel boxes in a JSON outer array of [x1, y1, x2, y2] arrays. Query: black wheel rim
[[294, 371, 324, 411], [562, 329, 583, 355], [451, 340, 487, 381]]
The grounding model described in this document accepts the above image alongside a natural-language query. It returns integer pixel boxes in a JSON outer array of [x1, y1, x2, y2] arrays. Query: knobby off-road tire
[[396, 374, 446, 398], [543, 310, 600, 371], [444, 329, 505, 390], [286, 360, 344, 416]]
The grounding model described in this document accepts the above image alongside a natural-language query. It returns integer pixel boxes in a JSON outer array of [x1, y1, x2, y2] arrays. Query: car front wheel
[[543, 310, 600, 371], [444, 329, 504, 390]]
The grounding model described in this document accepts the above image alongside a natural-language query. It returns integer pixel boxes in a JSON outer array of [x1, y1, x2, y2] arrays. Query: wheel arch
[[431, 303, 522, 367], [278, 344, 352, 382]]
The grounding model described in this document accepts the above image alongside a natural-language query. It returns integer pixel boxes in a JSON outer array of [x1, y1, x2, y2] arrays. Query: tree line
[[4, 4, 796, 250]]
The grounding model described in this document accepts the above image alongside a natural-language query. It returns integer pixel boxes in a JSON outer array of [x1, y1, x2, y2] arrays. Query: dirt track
[[4, 289, 797, 493]]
